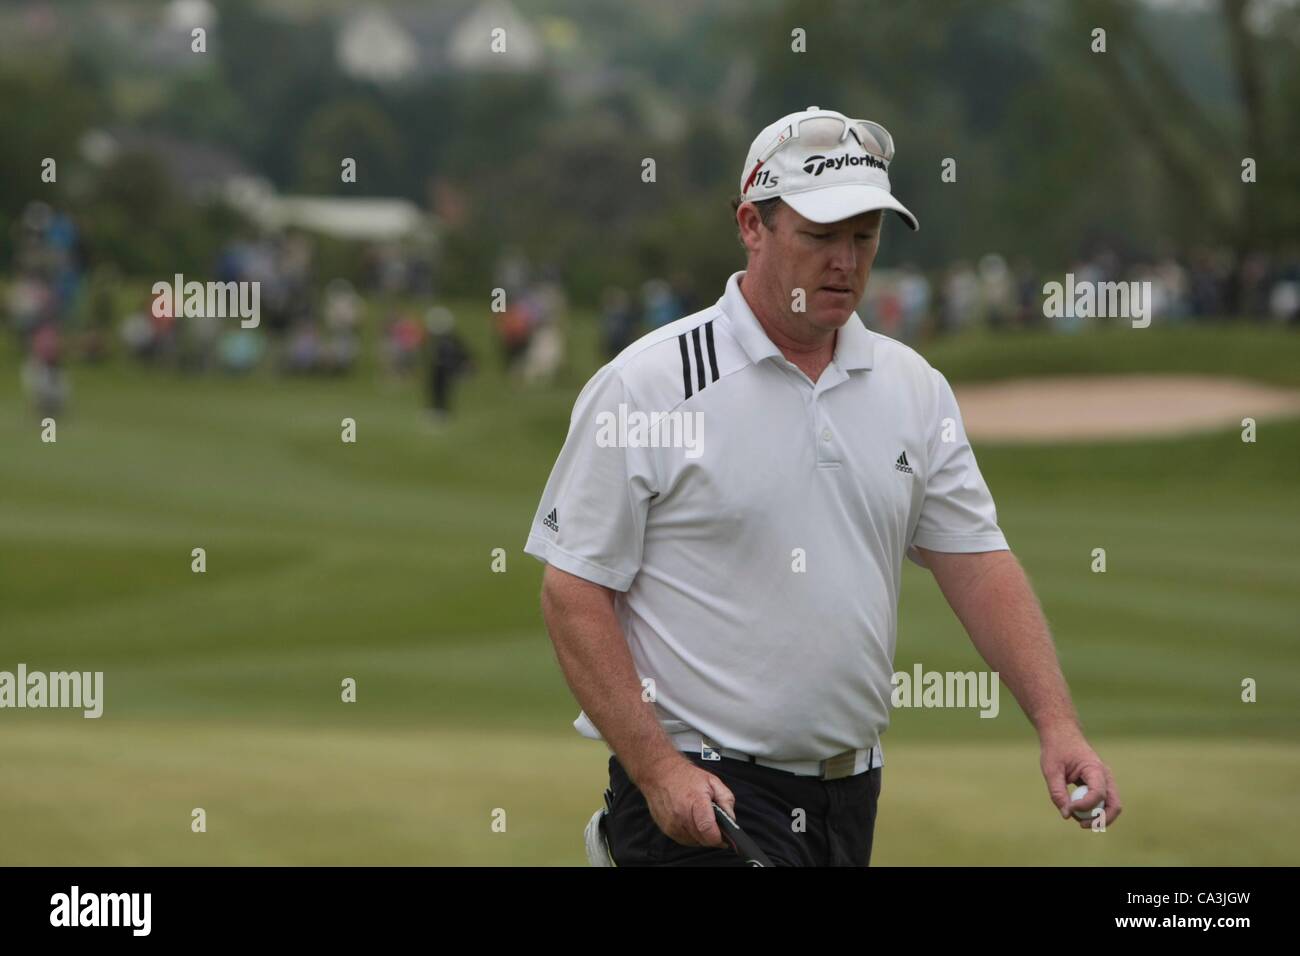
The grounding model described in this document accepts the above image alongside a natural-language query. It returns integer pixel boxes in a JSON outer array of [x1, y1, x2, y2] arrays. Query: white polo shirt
[[524, 271, 1008, 765]]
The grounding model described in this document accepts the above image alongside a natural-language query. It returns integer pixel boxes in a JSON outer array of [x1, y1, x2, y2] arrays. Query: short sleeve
[[523, 365, 657, 591], [906, 367, 1009, 566]]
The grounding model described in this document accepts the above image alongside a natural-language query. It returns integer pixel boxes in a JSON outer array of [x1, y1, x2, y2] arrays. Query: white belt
[[669, 730, 879, 780]]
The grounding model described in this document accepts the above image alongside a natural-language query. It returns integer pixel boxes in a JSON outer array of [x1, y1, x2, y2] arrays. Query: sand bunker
[[953, 375, 1300, 443]]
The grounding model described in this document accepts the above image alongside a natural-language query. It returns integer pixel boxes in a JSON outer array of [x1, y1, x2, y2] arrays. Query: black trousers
[[604, 752, 883, 867]]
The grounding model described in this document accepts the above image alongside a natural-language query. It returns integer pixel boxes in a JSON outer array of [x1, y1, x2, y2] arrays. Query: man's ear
[[736, 202, 765, 253]]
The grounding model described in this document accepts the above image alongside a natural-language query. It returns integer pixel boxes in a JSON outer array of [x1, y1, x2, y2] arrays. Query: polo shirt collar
[[721, 271, 876, 372], [721, 272, 782, 365], [833, 305, 876, 371]]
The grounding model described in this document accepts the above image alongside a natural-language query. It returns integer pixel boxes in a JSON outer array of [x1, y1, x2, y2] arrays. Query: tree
[[1074, 0, 1295, 252]]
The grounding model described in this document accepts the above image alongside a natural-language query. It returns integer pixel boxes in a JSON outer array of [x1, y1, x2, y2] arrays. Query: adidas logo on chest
[[894, 451, 913, 474]]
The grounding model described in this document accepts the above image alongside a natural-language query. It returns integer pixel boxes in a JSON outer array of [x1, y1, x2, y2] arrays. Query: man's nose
[[828, 235, 857, 272]]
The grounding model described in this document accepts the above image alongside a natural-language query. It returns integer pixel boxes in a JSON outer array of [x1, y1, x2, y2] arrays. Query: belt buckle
[[700, 737, 722, 762], [820, 750, 857, 780]]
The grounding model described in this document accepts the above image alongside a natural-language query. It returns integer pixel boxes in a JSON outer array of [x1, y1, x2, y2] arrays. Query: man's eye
[[808, 233, 832, 240], [856, 234, 876, 241]]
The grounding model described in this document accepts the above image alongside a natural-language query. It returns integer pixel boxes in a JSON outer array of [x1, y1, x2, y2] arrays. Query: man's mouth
[[820, 285, 853, 294]]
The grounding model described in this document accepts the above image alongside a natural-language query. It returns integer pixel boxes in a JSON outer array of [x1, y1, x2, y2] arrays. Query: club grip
[[712, 803, 774, 867]]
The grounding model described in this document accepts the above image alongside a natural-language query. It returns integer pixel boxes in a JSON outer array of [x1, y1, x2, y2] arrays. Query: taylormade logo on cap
[[801, 153, 888, 176], [739, 105, 919, 231]]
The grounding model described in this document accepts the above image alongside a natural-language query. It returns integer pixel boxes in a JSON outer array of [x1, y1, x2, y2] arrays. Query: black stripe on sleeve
[[691, 326, 707, 392], [704, 320, 719, 382], [678, 333, 693, 400]]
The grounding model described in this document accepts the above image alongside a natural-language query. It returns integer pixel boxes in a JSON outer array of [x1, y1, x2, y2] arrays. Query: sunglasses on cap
[[743, 115, 896, 196]]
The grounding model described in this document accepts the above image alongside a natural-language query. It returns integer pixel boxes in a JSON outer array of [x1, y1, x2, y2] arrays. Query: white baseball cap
[[739, 105, 918, 231]]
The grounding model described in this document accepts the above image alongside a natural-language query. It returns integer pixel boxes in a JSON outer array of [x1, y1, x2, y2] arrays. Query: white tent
[[230, 188, 435, 243]]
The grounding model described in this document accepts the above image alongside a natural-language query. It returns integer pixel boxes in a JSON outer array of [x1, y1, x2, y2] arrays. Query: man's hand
[[1040, 727, 1123, 829], [637, 754, 736, 848], [914, 549, 1123, 830]]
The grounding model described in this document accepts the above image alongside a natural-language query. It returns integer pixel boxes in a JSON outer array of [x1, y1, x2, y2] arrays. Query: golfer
[[524, 106, 1122, 866]]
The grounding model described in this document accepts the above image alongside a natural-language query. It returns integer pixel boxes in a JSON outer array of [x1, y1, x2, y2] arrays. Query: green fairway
[[2, 315, 1298, 865], [1, 725, 1293, 866]]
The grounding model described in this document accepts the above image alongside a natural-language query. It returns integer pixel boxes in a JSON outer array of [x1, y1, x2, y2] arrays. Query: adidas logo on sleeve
[[543, 508, 559, 532]]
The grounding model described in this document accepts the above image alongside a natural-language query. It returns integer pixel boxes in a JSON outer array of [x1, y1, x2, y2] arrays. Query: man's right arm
[[539, 564, 733, 848]]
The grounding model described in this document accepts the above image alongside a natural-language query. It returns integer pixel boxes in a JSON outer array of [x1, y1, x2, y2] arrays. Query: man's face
[[740, 202, 884, 332]]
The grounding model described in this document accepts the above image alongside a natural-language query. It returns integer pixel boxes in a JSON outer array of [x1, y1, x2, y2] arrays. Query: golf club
[[712, 802, 774, 866]]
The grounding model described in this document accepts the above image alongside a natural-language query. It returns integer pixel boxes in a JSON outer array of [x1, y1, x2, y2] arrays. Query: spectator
[[384, 309, 425, 378], [600, 286, 637, 359], [522, 281, 567, 387], [426, 307, 473, 422], [641, 278, 680, 329], [21, 320, 68, 417], [493, 298, 533, 375]]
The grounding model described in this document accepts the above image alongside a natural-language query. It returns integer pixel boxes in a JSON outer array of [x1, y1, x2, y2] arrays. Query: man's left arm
[[913, 546, 1124, 829]]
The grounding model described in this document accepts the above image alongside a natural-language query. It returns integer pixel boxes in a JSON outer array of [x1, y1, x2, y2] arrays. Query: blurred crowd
[[598, 274, 702, 361], [490, 247, 569, 387], [7, 202, 87, 415], [594, 247, 1300, 358], [7, 200, 1299, 422], [861, 248, 1300, 344], [5, 201, 478, 422]]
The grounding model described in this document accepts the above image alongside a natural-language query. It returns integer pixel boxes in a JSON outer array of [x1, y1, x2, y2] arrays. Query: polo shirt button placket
[[814, 396, 838, 466]]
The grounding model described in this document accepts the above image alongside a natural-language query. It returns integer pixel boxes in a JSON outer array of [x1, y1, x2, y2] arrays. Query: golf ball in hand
[[1069, 785, 1104, 822]]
